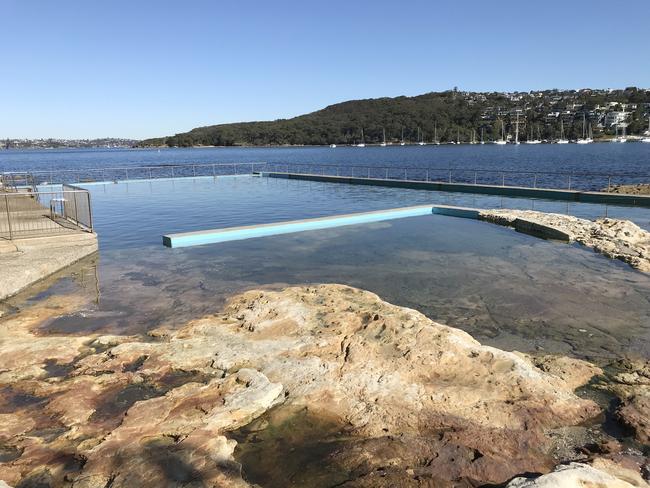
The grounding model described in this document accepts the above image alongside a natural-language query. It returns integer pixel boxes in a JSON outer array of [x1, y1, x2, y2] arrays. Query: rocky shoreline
[[606, 184, 650, 196], [479, 209, 650, 273], [0, 284, 648, 487]]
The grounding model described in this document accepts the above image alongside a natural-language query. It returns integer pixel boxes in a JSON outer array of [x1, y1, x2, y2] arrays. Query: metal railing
[[2, 162, 268, 186], [264, 163, 650, 193], [0, 172, 37, 192], [3, 161, 648, 195], [1, 188, 93, 240]]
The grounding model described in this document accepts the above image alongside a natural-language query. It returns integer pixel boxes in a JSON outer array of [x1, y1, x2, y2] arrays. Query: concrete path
[[0, 232, 98, 300]]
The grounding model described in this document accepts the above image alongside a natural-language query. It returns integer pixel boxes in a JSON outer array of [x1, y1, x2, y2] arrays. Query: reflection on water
[[7, 214, 650, 362]]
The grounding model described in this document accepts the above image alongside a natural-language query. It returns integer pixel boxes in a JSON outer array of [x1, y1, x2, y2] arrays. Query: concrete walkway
[[0, 232, 98, 300], [0, 191, 79, 239]]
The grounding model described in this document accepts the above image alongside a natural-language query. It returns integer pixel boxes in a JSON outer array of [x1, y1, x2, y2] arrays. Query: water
[[1, 144, 649, 176], [2, 150, 650, 362], [4, 176, 649, 362]]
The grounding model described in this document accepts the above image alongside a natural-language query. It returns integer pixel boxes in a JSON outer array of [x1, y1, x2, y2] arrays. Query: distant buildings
[[1, 138, 138, 149]]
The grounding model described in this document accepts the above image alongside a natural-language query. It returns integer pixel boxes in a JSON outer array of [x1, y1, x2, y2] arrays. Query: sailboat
[[470, 129, 477, 144], [642, 117, 650, 143], [434, 123, 440, 145], [380, 128, 387, 147], [356, 128, 366, 147], [400, 127, 406, 146], [417, 127, 426, 146], [556, 119, 569, 144], [456, 128, 461, 145], [480, 127, 485, 145], [576, 114, 593, 144], [612, 123, 628, 143], [525, 125, 541, 144], [514, 113, 521, 144], [494, 119, 507, 144]]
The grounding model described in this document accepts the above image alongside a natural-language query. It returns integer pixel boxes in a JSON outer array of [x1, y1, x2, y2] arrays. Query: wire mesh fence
[[1, 188, 93, 240], [5, 162, 268, 185]]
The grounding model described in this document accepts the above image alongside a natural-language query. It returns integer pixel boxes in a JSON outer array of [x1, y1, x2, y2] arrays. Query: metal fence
[[264, 163, 650, 193], [5, 161, 647, 193], [0, 172, 37, 192], [1, 188, 93, 240], [5, 162, 268, 185]]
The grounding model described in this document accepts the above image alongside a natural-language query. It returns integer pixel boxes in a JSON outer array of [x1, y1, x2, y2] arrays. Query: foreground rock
[[506, 460, 649, 487], [0, 284, 634, 487], [595, 358, 650, 444], [480, 209, 650, 272]]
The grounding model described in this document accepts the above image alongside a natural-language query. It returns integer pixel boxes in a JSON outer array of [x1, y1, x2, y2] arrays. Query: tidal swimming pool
[[8, 175, 650, 362]]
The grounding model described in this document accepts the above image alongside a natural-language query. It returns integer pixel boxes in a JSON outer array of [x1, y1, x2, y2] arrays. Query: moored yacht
[[417, 127, 426, 146], [612, 124, 627, 143], [576, 114, 593, 144], [513, 113, 521, 144], [556, 119, 569, 144], [380, 128, 387, 147], [356, 128, 366, 147], [525, 126, 542, 144], [494, 119, 507, 144]]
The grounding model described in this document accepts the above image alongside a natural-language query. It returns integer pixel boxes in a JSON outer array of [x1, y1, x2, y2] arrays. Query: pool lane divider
[[162, 204, 477, 248]]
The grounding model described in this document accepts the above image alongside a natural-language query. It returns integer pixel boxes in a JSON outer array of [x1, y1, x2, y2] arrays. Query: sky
[[2, 0, 649, 139]]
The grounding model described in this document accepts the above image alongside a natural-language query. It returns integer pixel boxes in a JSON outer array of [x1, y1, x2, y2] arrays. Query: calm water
[[1, 144, 649, 176], [2, 176, 649, 364], [69, 176, 650, 250]]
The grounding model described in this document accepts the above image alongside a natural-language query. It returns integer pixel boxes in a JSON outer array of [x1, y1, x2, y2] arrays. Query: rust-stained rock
[[0, 285, 607, 487]]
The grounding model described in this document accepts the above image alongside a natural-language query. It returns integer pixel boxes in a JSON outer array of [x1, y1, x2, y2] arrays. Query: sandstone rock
[[479, 209, 650, 272], [506, 461, 649, 487], [525, 354, 603, 390], [0, 285, 603, 487], [601, 359, 650, 444], [607, 183, 650, 196]]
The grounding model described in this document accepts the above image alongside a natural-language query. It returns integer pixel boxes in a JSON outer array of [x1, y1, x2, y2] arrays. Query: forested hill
[[139, 88, 650, 147]]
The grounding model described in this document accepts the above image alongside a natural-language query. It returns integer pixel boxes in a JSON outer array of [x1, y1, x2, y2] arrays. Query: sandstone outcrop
[[607, 183, 650, 195], [480, 209, 650, 272], [506, 460, 649, 488], [0, 284, 626, 487]]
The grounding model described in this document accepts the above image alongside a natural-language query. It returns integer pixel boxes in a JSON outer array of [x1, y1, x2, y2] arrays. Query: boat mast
[[515, 113, 520, 144]]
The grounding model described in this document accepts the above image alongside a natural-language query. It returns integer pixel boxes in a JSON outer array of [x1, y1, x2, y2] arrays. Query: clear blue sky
[[2, 0, 649, 139]]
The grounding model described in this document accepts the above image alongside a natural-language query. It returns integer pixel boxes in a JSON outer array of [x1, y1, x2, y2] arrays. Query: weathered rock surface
[[607, 183, 650, 195], [506, 460, 649, 487], [0, 284, 620, 487], [480, 209, 650, 272], [597, 359, 650, 444]]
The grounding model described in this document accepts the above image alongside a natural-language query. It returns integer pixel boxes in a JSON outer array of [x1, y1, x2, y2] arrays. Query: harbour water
[[1, 143, 649, 176]]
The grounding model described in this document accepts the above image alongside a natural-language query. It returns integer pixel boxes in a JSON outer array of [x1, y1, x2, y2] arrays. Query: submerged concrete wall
[[260, 172, 650, 207]]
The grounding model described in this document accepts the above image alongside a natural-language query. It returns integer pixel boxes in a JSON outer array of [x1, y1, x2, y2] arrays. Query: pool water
[[6, 175, 650, 362], [64, 175, 650, 249]]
